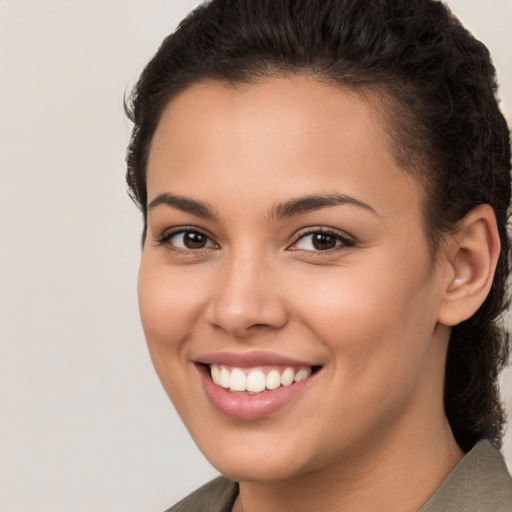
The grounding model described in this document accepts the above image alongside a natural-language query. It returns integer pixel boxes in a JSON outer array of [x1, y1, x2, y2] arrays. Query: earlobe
[[438, 204, 500, 327]]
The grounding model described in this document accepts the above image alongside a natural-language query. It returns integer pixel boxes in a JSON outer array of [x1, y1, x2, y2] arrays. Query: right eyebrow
[[147, 193, 216, 219]]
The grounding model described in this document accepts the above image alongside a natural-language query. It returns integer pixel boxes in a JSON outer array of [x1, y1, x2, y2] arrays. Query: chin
[[211, 434, 347, 485], [191, 429, 313, 483], [210, 455, 307, 483]]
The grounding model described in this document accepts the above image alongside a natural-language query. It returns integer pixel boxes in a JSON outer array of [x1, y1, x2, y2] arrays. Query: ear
[[437, 204, 501, 327]]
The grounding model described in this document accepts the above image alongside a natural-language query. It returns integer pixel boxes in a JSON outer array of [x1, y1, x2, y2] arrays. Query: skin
[[139, 76, 466, 511]]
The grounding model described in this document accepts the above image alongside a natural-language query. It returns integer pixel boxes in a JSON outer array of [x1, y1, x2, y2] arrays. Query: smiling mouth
[[206, 364, 320, 394]]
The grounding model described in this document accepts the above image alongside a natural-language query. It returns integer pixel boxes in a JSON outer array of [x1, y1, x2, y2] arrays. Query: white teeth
[[247, 370, 266, 393], [294, 367, 312, 382], [230, 368, 246, 391], [220, 367, 230, 388], [266, 369, 281, 390], [281, 368, 295, 386], [211, 364, 220, 384], [210, 364, 313, 393]]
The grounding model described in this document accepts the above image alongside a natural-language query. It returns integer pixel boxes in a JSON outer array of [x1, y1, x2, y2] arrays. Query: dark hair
[[125, 0, 511, 450]]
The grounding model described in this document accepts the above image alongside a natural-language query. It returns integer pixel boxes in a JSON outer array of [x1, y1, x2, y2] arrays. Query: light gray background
[[1, 1, 511, 511]]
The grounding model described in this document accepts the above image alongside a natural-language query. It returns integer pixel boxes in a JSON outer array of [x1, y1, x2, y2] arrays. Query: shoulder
[[164, 476, 238, 512], [420, 439, 512, 512]]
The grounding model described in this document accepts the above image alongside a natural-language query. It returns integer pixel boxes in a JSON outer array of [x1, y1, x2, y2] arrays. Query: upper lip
[[196, 351, 321, 368]]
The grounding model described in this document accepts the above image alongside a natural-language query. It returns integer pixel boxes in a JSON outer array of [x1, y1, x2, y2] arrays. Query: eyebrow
[[147, 192, 378, 220], [269, 193, 379, 220], [148, 193, 216, 218]]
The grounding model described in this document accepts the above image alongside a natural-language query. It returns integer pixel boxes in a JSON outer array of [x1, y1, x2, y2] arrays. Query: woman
[[126, 0, 512, 510]]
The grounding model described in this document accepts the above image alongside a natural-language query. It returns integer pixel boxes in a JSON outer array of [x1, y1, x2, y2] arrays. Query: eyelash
[[156, 227, 355, 254], [289, 228, 355, 252], [156, 227, 217, 253]]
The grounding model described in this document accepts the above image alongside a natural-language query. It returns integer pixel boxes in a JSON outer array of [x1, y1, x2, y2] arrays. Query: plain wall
[[1, 1, 511, 510]]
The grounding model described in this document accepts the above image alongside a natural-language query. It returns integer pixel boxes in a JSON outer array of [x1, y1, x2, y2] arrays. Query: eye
[[159, 229, 216, 250], [290, 230, 354, 251]]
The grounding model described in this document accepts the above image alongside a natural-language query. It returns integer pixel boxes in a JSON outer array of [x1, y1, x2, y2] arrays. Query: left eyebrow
[[269, 193, 379, 220]]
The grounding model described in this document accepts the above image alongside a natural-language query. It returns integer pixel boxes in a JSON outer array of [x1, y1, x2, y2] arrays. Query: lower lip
[[198, 365, 316, 420]]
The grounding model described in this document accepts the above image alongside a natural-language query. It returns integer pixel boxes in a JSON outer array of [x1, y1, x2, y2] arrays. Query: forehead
[[147, 76, 423, 223], [151, 77, 384, 152]]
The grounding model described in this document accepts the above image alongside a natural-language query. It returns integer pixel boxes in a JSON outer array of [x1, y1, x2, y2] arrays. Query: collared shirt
[[167, 440, 512, 512]]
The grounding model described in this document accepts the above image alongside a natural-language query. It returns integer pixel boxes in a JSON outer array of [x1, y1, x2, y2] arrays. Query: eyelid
[[288, 227, 355, 251], [155, 226, 218, 251]]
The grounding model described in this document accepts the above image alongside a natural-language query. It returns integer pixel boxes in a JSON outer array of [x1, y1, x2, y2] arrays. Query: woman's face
[[138, 76, 452, 482]]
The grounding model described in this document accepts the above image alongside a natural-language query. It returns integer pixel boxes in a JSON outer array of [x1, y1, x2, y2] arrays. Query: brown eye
[[183, 231, 208, 249], [161, 230, 215, 250], [290, 230, 355, 252], [311, 233, 337, 250]]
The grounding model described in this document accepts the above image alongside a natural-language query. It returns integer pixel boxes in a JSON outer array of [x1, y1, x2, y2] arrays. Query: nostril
[[207, 300, 289, 337]]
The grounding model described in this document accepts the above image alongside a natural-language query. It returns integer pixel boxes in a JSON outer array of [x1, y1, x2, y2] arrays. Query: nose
[[206, 251, 289, 338]]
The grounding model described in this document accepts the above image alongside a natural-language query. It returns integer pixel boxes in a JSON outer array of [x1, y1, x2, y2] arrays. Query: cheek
[[289, 252, 438, 369], [137, 259, 207, 360], [137, 261, 209, 414], [291, 263, 441, 436]]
